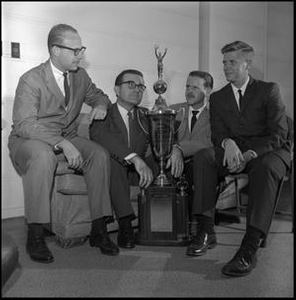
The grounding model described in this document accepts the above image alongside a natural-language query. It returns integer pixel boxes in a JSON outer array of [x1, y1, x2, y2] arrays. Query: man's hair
[[188, 71, 214, 89], [115, 69, 144, 86], [221, 41, 254, 60], [47, 24, 78, 53]]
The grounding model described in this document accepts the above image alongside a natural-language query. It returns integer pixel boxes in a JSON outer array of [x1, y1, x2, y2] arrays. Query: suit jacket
[[209, 76, 290, 166], [8, 59, 111, 157], [170, 102, 213, 157], [89, 103, 149, 165]]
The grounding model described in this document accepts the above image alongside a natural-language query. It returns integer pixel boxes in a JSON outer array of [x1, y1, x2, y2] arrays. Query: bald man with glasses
[[8, 23, 120, 263]]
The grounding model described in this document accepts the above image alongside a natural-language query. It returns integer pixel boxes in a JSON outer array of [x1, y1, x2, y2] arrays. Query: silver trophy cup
[[138, 46, 184, 186]]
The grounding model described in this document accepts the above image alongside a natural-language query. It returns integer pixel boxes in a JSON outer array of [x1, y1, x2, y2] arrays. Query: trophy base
[[136, 186, 190, 246]]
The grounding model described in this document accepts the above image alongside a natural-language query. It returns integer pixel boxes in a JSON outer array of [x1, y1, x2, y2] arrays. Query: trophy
[[138, 45, 183, 186], [136, 46, 189, 246]]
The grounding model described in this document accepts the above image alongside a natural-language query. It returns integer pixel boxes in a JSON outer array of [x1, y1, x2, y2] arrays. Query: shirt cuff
[[221, 138, 228, 149], [125, 153, 138, 164], [173, 143, 183, 152], [248, 150, 258, 158]]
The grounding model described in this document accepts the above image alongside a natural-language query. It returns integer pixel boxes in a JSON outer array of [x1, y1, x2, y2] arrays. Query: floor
[[2, 180, 294, 297]]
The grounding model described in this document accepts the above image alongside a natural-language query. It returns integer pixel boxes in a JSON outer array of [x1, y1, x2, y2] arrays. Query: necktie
[[127, 110, 134, 147], [63, 72, 70, 106], [191, 110, 199, 132], [238, 89, 243, 110]]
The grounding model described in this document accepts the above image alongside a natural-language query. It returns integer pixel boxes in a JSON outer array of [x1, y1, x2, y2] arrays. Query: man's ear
[[205, 87, 212, 97], [246, 59, 252, 70], [51, 45, 60, 57], [114, 86, 119, 96]]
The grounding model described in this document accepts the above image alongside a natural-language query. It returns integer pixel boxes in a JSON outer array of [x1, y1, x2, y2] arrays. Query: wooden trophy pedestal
[[136, 185, 189, 246]]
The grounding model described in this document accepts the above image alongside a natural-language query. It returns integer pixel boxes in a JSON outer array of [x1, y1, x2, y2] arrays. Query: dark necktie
[[238, 89, 243, 110], [63, 72, 70, 106], [191, 110, 199, 132], [127, 110, 134, 147]]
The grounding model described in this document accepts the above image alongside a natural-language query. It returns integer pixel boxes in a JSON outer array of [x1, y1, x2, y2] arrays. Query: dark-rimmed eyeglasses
[[118, 81, 146, 92], [52, 44, 86, 56]]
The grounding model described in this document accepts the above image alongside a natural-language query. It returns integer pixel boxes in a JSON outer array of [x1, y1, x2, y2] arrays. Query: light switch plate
[[11, 42, 20, 58]]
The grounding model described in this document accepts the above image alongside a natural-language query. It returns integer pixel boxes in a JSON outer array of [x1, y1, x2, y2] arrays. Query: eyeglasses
[[52, 44, 86, 56], [118, 81, 146, 92]]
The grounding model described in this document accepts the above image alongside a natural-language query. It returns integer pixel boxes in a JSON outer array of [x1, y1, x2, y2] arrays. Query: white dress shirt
[[230, 76, 250, 110], [50, 60, 69, 97]]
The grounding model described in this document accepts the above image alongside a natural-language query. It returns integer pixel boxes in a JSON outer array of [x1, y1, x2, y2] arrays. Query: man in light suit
[[170, 70, 214, 230], [90, 69, 184, 249], [187, 41, 290, 277], [8, 24, 119, 263]]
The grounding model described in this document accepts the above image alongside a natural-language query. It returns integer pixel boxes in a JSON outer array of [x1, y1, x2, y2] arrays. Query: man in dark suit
[[90, 69, 183, 249], [186, 41, 290, 277], [8, 24, 119, 263]]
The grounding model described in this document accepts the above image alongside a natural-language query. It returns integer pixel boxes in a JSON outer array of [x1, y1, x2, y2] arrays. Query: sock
[[118, 214, 135, 229], [28, 223, 44, 237], [241, 225, 263, 253], [196, 214, 215, 234], [91, 217, 106, 236]]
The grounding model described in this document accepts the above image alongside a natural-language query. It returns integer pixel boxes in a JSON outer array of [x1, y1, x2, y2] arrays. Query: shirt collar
[[231, 75, 250, 96], [50, 59, 65, 79], [117, 103, 133, 117], [189, 102, 207, 115]]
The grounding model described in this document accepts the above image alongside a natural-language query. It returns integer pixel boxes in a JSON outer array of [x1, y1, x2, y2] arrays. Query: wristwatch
[[53, 143, 62, 154]]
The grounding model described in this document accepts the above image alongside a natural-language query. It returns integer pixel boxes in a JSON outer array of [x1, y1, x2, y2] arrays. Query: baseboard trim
[[1, 206, 24, 219]]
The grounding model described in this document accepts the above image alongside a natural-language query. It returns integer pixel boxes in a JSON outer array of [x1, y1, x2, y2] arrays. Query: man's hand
[[56, 139, 83, 170], [129, 155, 154, 188], [89, 104, 107, 122], [166, 146, 184, 178], [227, 149, 256, 174], [223, 139, 245, 172]]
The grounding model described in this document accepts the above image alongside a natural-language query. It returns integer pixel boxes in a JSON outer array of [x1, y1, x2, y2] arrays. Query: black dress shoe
[[117, 222, 135, 249], [89, 230, 119, 256], [26, 236, 54, 263], [186, 230, 217, 256], [221, 247, 257, 277]]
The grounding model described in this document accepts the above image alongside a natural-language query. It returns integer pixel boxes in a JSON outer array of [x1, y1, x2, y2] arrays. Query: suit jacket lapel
[[44, 60, 65, 105], [240, 76, 255, 114], [177, 104, 189, 140], [113, 104, 129, 146], [225, 84, 240, 115]]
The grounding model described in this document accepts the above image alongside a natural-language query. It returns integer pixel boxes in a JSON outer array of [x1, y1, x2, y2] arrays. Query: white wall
[[1, 1, 293, 219], [204, 2, 268, 90], [266, 2, 294, 119], [1, 1, 200, 218]]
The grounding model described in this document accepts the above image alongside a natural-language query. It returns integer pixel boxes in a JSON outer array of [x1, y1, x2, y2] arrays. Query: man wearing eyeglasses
[[8, 24, 119, 263], [90, 69, 183, 249]]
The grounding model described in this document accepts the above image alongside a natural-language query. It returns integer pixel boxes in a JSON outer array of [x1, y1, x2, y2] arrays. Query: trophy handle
[[136, 108, 149, 135], [174, 107, 185, 133]]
